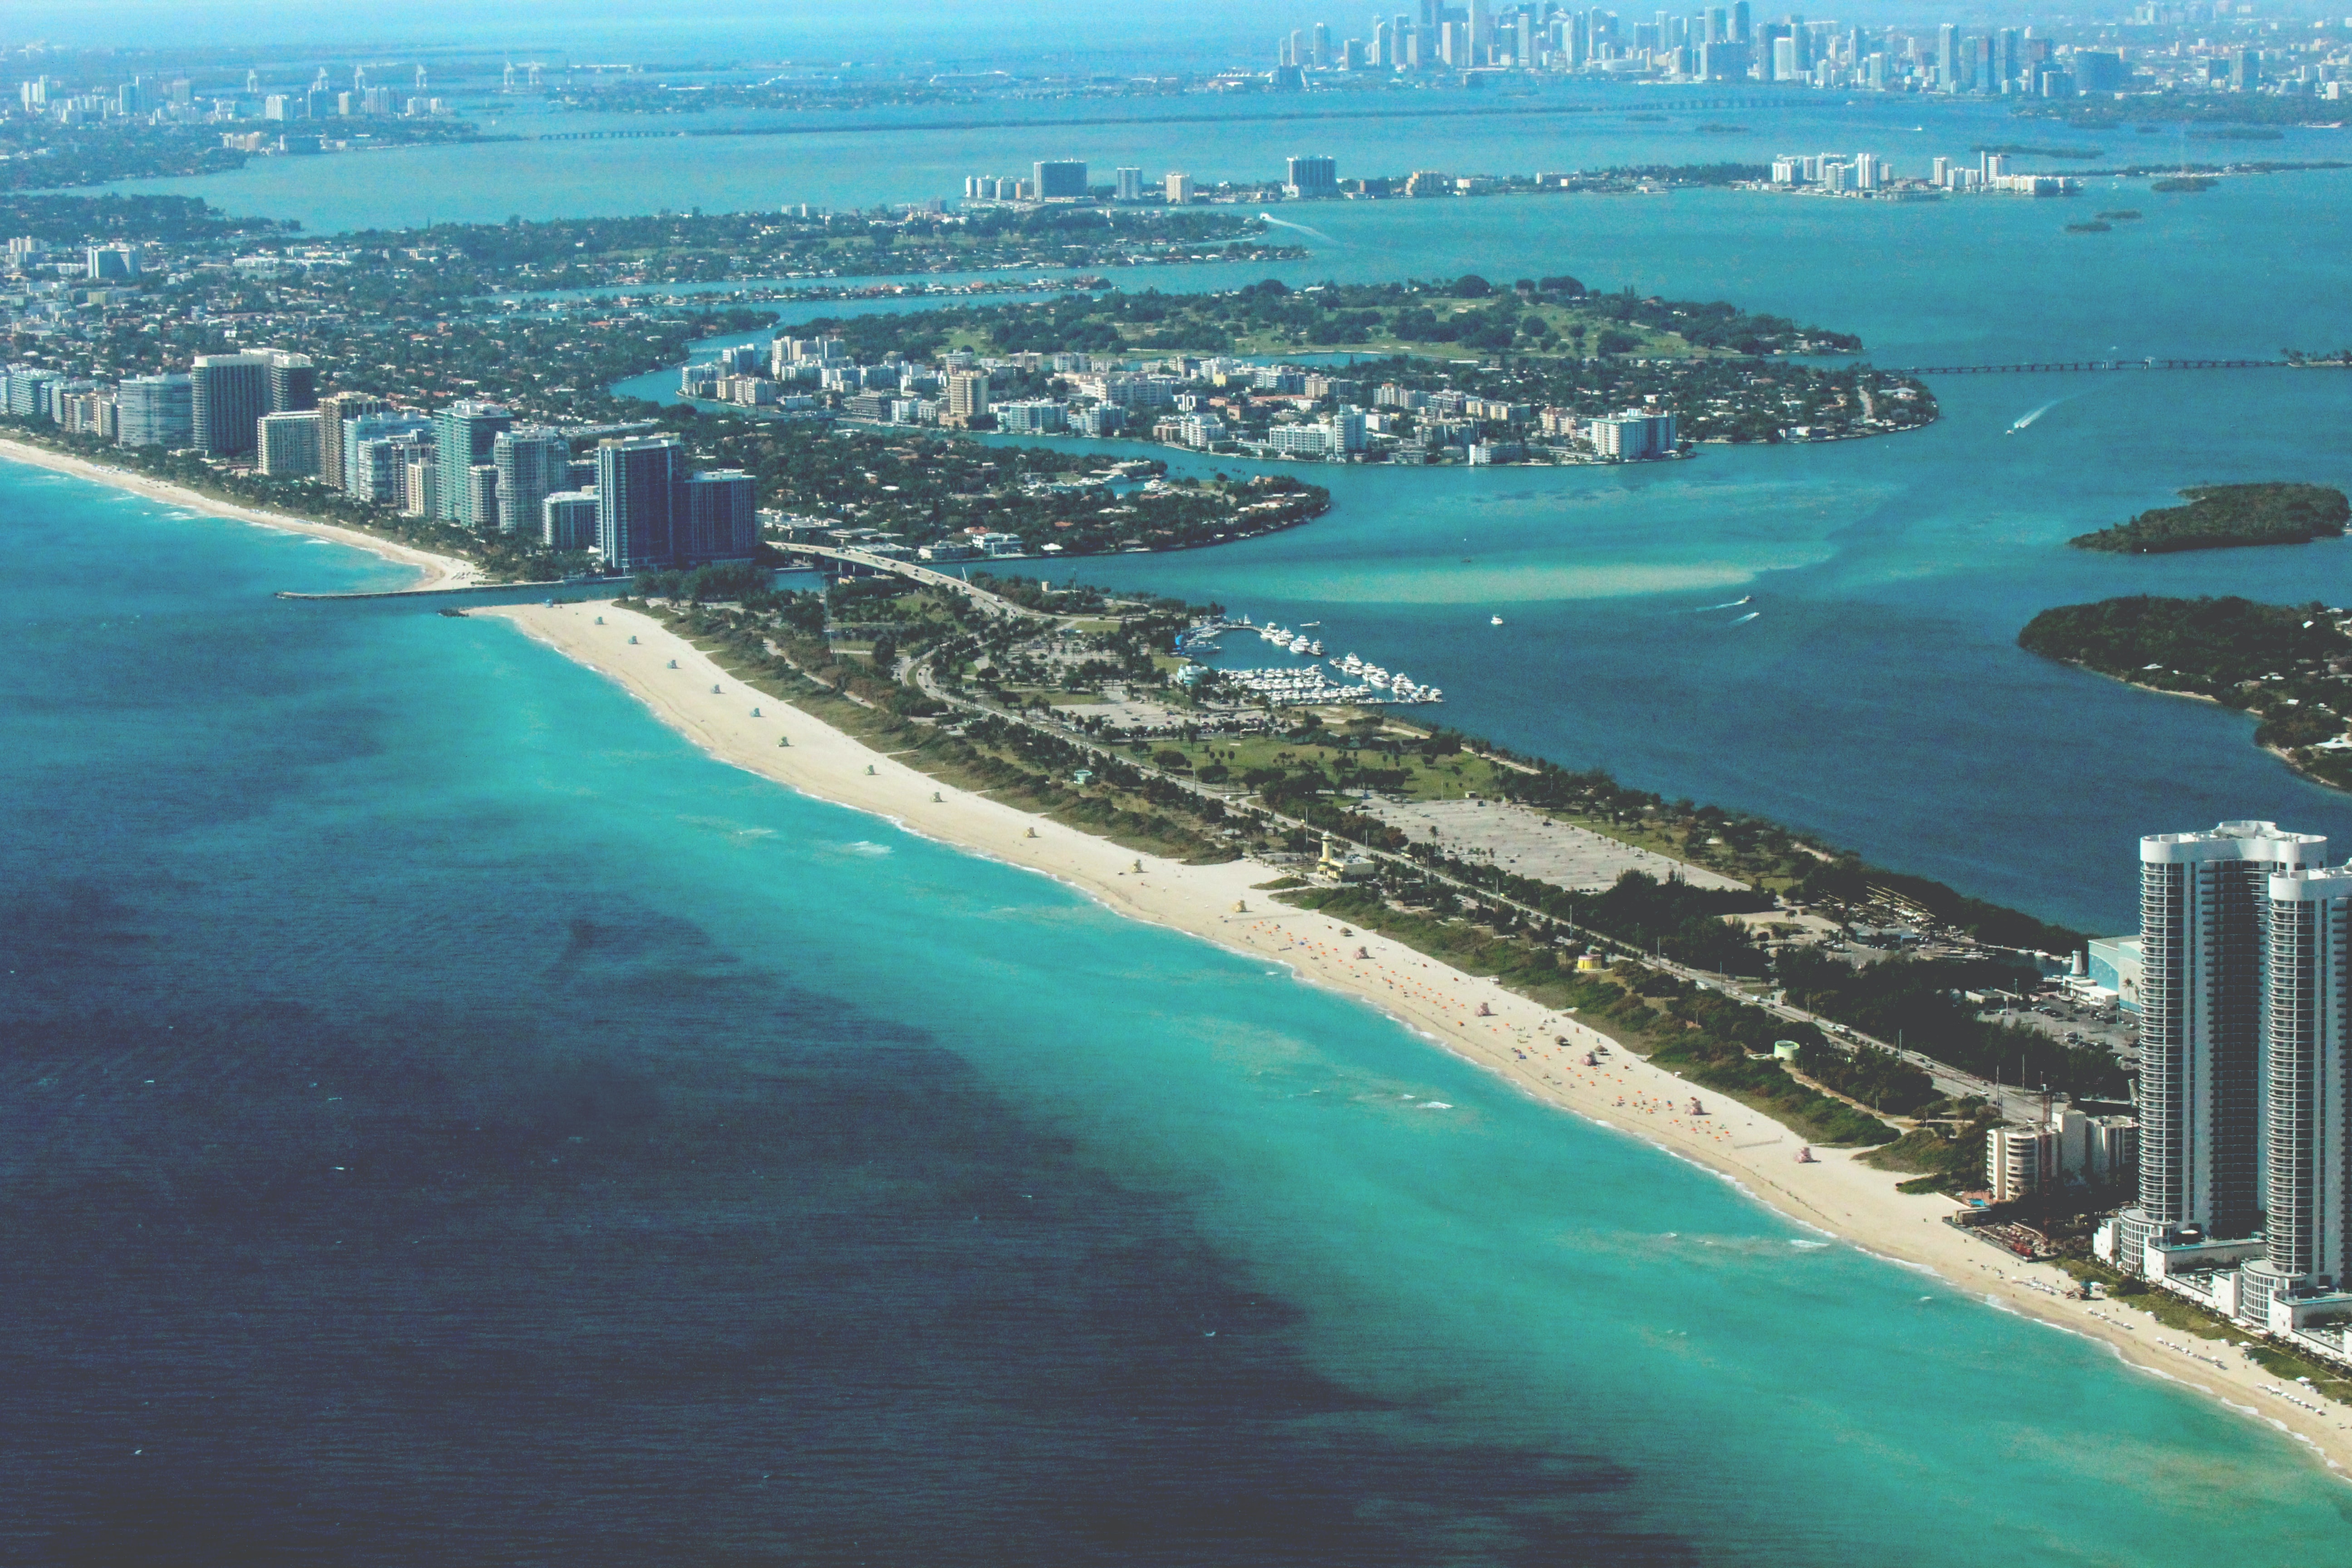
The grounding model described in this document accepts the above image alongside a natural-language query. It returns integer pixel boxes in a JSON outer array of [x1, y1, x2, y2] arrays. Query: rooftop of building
[[2141, 820, 2330, 863]]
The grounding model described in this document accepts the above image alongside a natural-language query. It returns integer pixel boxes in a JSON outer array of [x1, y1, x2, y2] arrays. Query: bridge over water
[[788, 543, 1052, 622], [1880, 357, 2313, 377]]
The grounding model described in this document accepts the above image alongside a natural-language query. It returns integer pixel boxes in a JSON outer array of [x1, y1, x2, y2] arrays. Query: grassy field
[[1147, 723, 1528, 801], [1144, 723, 1762, 882]]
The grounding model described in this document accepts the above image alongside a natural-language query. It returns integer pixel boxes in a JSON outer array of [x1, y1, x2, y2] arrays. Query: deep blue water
[[10, 458, 2352, 1563]]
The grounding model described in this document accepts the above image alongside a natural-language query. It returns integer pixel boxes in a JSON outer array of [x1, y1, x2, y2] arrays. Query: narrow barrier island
[[2068, 482, 2349, 553], [2019, 594, 2352, 789]]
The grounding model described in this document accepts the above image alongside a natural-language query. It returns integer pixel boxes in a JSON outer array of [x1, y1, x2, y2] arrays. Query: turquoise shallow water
[[6, 461, 2352, 1562]]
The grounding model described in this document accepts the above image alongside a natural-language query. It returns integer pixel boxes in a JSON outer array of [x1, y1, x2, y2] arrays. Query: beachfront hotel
[[2097, 822, 2352, 1366]]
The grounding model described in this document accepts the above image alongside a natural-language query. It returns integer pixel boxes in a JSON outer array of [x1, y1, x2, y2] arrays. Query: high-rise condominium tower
[[189, 353, 270, 457], [2250, 866, 2352, 1311], [492, 426, 572, 539], [2135, 823, 2328, 1244], [434, 401, 514, 526]]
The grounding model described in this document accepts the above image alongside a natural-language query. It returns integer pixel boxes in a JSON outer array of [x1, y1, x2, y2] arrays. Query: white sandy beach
[[6, 428, 2339, 1473], [490, 597, 2352, 1477], [0, 438, 480, 590]]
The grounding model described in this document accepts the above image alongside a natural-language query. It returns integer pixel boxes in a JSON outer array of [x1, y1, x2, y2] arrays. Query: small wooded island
[[2068, 482, 2350, 553], [2019, 594, 2352, 788]]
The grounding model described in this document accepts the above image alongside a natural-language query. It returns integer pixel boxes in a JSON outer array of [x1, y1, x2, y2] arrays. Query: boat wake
[[1730, 611, 1761, 625], [1257, 211, 1337, 245], [2008, 399, 2062, 433], [1696, 595, 1753, 612]]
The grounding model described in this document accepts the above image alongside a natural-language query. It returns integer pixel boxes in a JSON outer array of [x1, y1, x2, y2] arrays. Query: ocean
[[12, 84, 2352, 1561], [6, 457, 2352, 1564]]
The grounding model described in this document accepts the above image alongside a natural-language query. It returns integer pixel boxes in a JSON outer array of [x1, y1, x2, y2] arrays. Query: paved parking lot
[[1985, 996, 2142, 1065], [1357, 797, 1749, 893]]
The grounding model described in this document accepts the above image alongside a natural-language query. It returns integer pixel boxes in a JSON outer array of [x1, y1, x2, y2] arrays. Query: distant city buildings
[[1768, 146, 2078, 198], [995, 398, 1066, 435], [1588, 411, 1678, 459], [1283, 154, 1338, 200], [596, 436, 685, 571], [1988, 1100, 2138, 1204], [543, 489, 600, 551], [345, 411, 434, 502], [493, 426, 571, 539], [315, 392, 389, 490], [1198, 3, 2350, 103], [944, 369, 991, 427], [1031, 159, 1087, 201], [84, 245, 139, 281]]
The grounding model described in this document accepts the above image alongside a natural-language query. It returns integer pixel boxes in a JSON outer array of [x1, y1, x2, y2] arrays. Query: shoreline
[[0, 438, 479, 591], [2057, 657, 2351, 794], [488, 595, 2352, 1477], [9, 437, 2344, 1471]]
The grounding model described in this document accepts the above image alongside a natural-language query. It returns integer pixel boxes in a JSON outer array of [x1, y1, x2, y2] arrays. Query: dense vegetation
[[0, 193, 295, 245], [2020, 595, 2345, 681], [34, 281, 773, 428], [1777, 949, 2127, 1099], [2036, 92, 2352, 128], [0, 114, 471, 192], [2068, 482, 2349, 553], [0, 120, 252, 190], [328, 206, 1298, 302], [809, 274, 1862, 363], [2019, 595, 2352, 787]]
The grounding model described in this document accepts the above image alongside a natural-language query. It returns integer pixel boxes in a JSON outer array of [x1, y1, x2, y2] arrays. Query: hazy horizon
[[0, 0, 2254, 64]]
